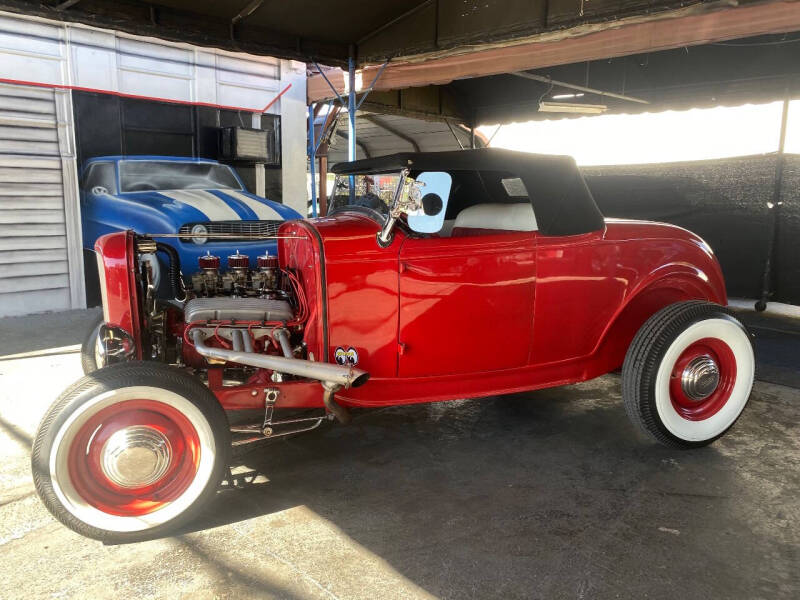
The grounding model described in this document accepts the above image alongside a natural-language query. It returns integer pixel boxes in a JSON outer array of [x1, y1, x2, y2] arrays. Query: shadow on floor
[[161, 380, 798, 599], [737, 310, 800, 388], [0, 308, 101, 357], [0, 414, 32, 448]]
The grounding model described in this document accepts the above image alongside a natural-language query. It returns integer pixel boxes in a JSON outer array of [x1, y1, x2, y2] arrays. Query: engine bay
[[137, 242, 312, 385]]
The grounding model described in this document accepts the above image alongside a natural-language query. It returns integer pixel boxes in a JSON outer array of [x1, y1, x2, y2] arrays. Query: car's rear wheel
[[622, 301, 755, 448], [32, 363, 230, 543], [80, 316, 104, 374]]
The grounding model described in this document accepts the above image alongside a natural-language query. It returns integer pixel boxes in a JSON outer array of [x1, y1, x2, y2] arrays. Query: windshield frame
[[118, 159, 244, 193], [327, 170, 406, 224]]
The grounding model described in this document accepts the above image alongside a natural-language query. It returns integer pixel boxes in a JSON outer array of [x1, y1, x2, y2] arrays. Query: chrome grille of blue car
[[178, 220, 283, 241]]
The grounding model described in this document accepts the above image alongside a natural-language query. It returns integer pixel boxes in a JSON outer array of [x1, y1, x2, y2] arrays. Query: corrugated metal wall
[[0, 83, 83, 316]]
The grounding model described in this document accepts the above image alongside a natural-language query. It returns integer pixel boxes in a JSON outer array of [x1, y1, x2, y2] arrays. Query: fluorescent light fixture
[[552, 93, 585, 100], [538, 101, 608, 115]]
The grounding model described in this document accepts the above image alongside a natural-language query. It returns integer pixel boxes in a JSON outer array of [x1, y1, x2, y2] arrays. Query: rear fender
[[589, 264, 725, 375]]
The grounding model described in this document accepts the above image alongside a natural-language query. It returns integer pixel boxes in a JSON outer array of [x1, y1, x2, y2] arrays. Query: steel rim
[[668, 337, 737, 421], [66, 399, 201, 516]]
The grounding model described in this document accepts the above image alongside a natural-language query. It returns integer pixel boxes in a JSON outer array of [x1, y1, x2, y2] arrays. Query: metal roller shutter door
[[0, 83, 83, 317]]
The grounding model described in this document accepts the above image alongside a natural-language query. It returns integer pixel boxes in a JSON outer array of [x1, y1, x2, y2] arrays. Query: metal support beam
[[336, 130, 370, 158], [355, 60, 390, 111], [348, 50, 357, 163], [511, 71, 650, 104], [318, 155, 328, 217], [55, 0, 82, 10], [445, 120, 465, 150], [311, 60, 346, 106], [308, 103, 317, 217], [231, 0, 264, 24], [757, 90, 791, 311], [362, 115, 421, 152], [357, 0, 434, 45], [487, 124, 502, 147]]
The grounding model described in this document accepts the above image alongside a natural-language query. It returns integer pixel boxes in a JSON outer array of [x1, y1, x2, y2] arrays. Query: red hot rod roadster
[[32, 149, 755, 542]]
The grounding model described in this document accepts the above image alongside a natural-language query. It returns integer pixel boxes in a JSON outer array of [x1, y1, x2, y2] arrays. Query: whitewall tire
[[622, 301, 755, 448], [32, 363, 230, 543]]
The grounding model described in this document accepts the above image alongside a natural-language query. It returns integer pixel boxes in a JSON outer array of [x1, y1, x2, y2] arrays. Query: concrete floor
[[1, 310, 798, 599]]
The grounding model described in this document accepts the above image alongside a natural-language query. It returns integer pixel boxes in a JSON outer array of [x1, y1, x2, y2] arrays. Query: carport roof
[[319, 112, 484, 164], [305, 1, 800, 125], [3, 0, 799, 68], [7, 0, 798, 126]]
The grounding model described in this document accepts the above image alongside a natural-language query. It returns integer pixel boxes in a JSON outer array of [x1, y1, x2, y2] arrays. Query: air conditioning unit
[[219, 126, 280, 165]]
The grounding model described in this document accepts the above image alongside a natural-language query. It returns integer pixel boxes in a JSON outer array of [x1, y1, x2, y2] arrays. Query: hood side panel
[[296, 213, 404, 379]]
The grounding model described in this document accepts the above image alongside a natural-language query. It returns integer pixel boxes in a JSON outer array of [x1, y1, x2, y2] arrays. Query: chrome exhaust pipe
[[191, 329, 369, 389], [273, 327, 293, 358]]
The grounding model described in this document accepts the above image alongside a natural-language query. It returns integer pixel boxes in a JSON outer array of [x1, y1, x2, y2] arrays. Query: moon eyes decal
[[334, 346, 359, 365], [346, 348, 358, 364]]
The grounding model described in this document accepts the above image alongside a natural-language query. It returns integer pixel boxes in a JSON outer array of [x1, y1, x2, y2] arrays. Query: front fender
[[95, 230, 143, 359]]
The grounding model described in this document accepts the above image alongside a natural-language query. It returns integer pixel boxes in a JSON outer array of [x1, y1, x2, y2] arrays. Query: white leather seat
[[453, 202, 538, 232]]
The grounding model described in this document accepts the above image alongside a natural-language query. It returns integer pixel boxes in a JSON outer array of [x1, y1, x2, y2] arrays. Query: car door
[[397, 231, 536, 377], [530, 230, 625, 364]]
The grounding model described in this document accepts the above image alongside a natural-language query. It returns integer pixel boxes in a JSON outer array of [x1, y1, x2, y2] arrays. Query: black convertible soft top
[[331, 148, 604, 236]]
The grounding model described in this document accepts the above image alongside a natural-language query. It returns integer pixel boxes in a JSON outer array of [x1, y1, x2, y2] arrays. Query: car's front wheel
[[622, 301, 755, 448], [32, 363, 230, 543]]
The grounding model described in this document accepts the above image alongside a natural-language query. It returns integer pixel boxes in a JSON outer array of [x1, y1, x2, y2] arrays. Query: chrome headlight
[[191, 223, 208, 244]]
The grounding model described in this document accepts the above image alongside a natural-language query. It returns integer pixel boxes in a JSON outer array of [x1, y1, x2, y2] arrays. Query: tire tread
[[80, 317, 103, 374]]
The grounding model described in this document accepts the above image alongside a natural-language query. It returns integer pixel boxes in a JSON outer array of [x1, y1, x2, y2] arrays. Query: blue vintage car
[[80, 156, 301, 271]]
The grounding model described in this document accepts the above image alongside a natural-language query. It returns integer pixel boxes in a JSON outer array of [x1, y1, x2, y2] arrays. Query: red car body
[[38, 149, 752, 543], [96, 211, 725, 412]]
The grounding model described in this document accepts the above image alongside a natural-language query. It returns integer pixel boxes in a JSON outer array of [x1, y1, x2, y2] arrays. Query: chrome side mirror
[[377, 171, 453, 246], [407, 172, 452, 234]]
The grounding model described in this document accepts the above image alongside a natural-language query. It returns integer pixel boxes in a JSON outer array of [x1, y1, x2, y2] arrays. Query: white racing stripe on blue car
[[158, 190, 241, 221], [221, 190, 284, 220]]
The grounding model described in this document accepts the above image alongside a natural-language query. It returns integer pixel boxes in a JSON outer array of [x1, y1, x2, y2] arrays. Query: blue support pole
[[347, 50, 356, 202], [348, 52, 356, 162], [308, 103, 317, 218]]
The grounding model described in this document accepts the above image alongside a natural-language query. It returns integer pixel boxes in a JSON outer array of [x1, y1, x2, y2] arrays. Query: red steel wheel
[[66, 399, 202, 517], [667, 338, 737, 422], [623, 301, 755, 448], [32, 363, 230, 543]]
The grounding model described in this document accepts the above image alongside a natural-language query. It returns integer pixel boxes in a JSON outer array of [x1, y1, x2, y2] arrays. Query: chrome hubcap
[[100, 426, 172, 488], [681, 355, 720, 401], [94, 333, 106, 368]]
